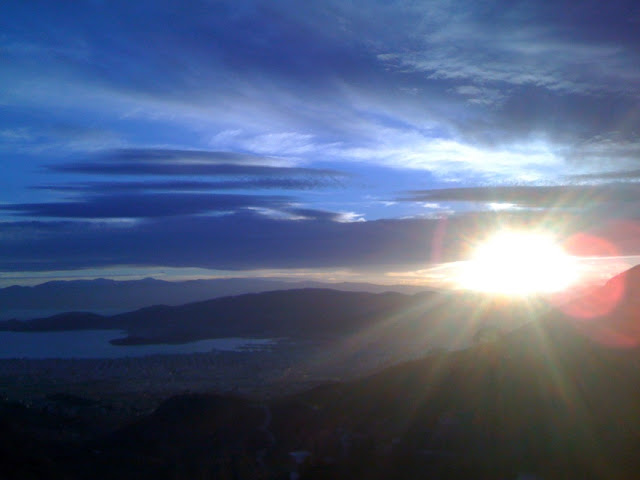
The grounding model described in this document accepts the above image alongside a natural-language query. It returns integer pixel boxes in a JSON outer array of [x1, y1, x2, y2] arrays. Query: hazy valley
[[2, 267, 640, 479]]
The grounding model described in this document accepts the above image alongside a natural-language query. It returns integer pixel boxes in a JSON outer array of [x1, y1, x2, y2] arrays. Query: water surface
[[0, 330, 274, 359]]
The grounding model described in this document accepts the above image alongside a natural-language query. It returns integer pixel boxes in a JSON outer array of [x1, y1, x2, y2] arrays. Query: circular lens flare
[[458, 230, 578, 295]]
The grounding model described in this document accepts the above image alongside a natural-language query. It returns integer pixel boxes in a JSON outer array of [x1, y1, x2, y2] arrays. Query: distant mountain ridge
[[0, 277, 429, 320], [0, 287, 548, 350]]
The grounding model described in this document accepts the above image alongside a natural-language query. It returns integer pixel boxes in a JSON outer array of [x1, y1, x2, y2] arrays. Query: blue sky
[[2, 0, 640, 286]]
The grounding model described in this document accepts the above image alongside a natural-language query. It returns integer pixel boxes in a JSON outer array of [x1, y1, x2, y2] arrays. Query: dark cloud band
[[33, 177, 342, 192], [0, 193, 291, 218]]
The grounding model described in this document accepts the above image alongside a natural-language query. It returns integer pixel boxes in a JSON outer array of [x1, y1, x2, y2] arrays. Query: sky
[[2, 0, 640, 287]]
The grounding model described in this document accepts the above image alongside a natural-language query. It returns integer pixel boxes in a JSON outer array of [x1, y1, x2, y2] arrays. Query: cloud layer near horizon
[[4, 210, 638, 273]]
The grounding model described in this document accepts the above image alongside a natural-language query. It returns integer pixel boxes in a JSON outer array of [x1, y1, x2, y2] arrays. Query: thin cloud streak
[[32, 177, 342, 192], [0, 193, 292, 219], [49, 162, 346, 177], [403, 184, 640, 209]]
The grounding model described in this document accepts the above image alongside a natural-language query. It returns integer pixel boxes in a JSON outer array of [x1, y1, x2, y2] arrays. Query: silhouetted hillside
[[262, 272, 640, 479], [0, 288, 547, 348], [558, 264, 640, 348], [0, 312, 110, 331]]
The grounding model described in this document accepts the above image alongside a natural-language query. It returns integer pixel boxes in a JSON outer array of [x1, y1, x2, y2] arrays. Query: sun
[[457, 230, 578, 295]]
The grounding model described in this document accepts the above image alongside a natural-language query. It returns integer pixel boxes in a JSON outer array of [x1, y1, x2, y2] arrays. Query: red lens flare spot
[[562, 274, 625, 321], [559, 230, 640, 348], [562, 232, 619, 258], [558, 233, 622, 319]]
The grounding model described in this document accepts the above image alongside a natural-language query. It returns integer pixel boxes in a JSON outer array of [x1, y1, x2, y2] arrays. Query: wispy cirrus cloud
[[334, 134, 562, 182], [3, 0, 639, 183], [569, 170, 640, 181], [375, 2, 640, 97]]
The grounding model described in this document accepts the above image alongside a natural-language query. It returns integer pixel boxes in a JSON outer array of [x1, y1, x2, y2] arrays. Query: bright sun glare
[[458, 230, 578, 295]]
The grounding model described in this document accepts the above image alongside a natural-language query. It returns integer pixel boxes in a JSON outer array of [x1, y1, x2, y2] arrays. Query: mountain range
[[0, 277, 428, 320], [0, 287, 550, 351]]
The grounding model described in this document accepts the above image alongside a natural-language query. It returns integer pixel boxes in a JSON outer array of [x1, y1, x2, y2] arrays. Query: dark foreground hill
[[3, 313, 640, 479]]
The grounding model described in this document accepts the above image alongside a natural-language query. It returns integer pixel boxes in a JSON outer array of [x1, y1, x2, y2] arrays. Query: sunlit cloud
[[337, 136, 562, 181]]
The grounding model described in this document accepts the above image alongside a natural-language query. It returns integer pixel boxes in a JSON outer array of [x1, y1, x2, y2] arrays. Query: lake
[[0, 330, 275, 359]]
